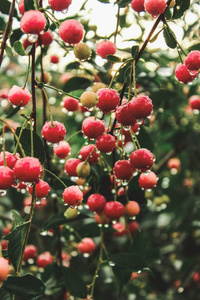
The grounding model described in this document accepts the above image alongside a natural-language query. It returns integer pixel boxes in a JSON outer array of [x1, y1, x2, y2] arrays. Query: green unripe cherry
[[74, 42, 92, 61], [80, 91, 98, 108]]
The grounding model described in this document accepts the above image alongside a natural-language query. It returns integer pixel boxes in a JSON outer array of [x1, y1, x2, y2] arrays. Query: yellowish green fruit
[[74, 42, 92, 61], [91, 82, 106, 93], [76, 161, 91, 178], [80, 91, 98, 108], [38, 71, 52, 84], [64, 207, 79, 219], [153, 197, 162, 206]]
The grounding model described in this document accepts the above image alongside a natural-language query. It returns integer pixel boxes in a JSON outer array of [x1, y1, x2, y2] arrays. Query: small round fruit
[[65, 158, 82, 177], [36, 251, 53, 268], [167, 158, 180, 171], [38, 71, 52, 84], [76, 162, 90, 178], [74, 42, 91, 61], [20, 10, 46, 34], [8, 85, 31, 107], [62, 96, 79, 112], [29, 180, 50, 198], [113, 160, 133, 181], [82, 116, 105, 139], [40, 30, 53, 46], [139, 171, 158, 190], [79, 145, 100, 164], [0, 257, 9, 282], [78, 238, 95, 254], [96, 134, 116, 153], [59, 19, 84, 45], [87, 193, 106, 213], [113, 222, 127, 237], [63, 185, 83, 206], [80, 91, 98, 108], [96, 88, 120, 114], [128, 95, 153, 120], [48, 0, 71, 11], [125, 201, 140, 216], [116, 103, 137, 126], [50, 55, 59, 64], [53, 141, 71, 159], [91, 82, 106, 93], [42, 121, 66, 144], [130, 148, 154, 172], [189, 95, 200, 110], [94, 212, 110, 224], [96, 40, 116, 59], [0, 152, 18, 169], [23, 245, 37, 261], [0, 166, 15, 189], [18, 0, 24, 15], [131, 0, 145, 12], [185, 50, 200, 71], [104, 201, 124, 220], [64, 207, 79, 219], [128, 221, 139, 235], [144, 0, 167, 17], [14, 157, 43, 183], [175, 63, 198, 84]]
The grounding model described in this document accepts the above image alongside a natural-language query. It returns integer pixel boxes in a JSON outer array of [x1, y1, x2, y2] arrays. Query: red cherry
[[113, 160, 133, 181], [40, 30, 53, 46], [22, 38, 33, 51], [29, 180, 50, 198], [0, 166, 15, 190], [139, 171, 158, 190], [1, 240, 8, 250], [24, 196, 47, 209], [175, 63, 198, 84], [36, 251, 53, 268], [63, 185, 83, 206], [125, 201, 140, 216], [79, 144, 100, 164], [53, 141, 71, 159], [0, 152, 18, 169], [60, 72, 72, 83], [20, 10, 46, 34], [82, 117, 105, 139], [189, 95, 200, 110], [130, 148, 154, 172], [167, 158, 180, 171], [0, 257, 9, 282], [65, 158, 82, 177], [62, 96, 79, 112], [131, 0, 145, 12], [14, 157, 43, 183], [8, 85, 31, 107], [104, 201, 124, 220], [128, 95, 153, 120], [122, 123, 140, 138], [59, 19, 84, 45], [87, 193, 106, 213], [94, 212, 110, 224], [116, 103, 137, 126], [0, 88, 9, 99], [23, 245, 37, 261], [78, 238, 95, 254], [42, 121, 66, 144], [48, 0, 71, 11], [185, 50, 200, 71], [96, 88, 120, 114], [144, 0, 167, 17], [50, 55, 59, 64], [193, 272, 200, 283], [96, 134, 116, 153], [96, 40, 116, 59], [113, 222, 127, 237], [128, 221, 139, 235], [18, 0, 24, 15]]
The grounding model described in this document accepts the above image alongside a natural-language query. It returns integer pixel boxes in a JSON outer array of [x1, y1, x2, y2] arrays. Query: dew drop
[[68, 111, 73, 116], [106, 152, 112, 155], [0, 137, 3, 144], [147, 189, 152, 192], [52, 143, 59, 148], [70, 176, 78, 182], [98, 224, 102, 227], [83, 253, 90, 258], [104, 224, 109, 228], [28, 34, 38, 43], [40, 231, 48, 236], [178, 287, 184, 293], [58, 91, 62, 95], [61, 9, 68, 14], [96, 149, 101, 154], [112, 220, 117, 225], [109, 261, 115, 267], [122, 180, 128, 186], [0, 190, 6, 196], [133, 170, 138, 177], [103, 168, 108, 172], [59, 159, 65, 164], [36, 199, 42, 205], [114, 129, 120, 136], [145, 170, 151, 175], [137, 118, 144, 125]]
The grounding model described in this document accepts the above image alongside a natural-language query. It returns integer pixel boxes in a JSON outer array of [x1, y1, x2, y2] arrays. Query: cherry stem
[[128, 60, 134, 102], [108, 58, 133, 89], [130, 129, 140, 149], [42, 83, 80, 100], [39, 44, 48, 124], [0, 0, 15, 68], [30, 43, 37, 131], [84, 146, 97, 164], [42, 88, 54, 127], [23, 55, 31, 89], [66, 130, 82, 143], [13, 119, 28, 156], [2, 127, 7, 167], [42, 9, 61, 26], [132, 60, 137, 98], [114, 6, 120, 44], [29, 117, 34, 157], [44, 168, 68, 188]]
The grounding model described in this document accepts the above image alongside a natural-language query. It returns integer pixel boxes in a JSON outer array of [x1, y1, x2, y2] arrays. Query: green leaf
[[5, 45, 13, 57], [6, 103, 22, 119], [106, 55, 121, 62], [172, 0, 190, 19], [138, 126, 154, 152], [13, 41, 27, 56], [97, 0, 110, 2], [14, 128, 45, 164], [163, 25, 177, 49], [10, 29, 24, 47], [63, 76, 92, 92], [78, 222, 115, 238], [42, 212, 68, 231], [24, 0, 35, 11], [112, 265, 132, 295], [0, 17, 6, 31], [0, 0, 18, 16], [62, 266, 87, 298], [131, 45, 139, 59], [12, 210, 25, 228], [2, 275, 45, 300], [131, 230, 148, 259], [109, 253, 148, 272], [117, 0, 132, 7], [188, 43, 200, 51], [0, 288, 10, 300]]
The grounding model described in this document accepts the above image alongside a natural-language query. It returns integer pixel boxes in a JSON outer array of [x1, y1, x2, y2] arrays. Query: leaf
[[6, 103, 22, 118], [138, 126, 154, 152], [109, 253, 148, 272], [131, 45, 139, 59], [42, 212, 68, 231], [5, 45, 13, 57], [117, 0, 132, 7], [10, 29, 24, 47], [24, 0, 35, 11], [0, 0, 18, 16], [62, 266, 87, 298], [172, 0, 190, 19], [63, 76, 93, 92], [130, 230, 148, 259], [106, 55, 121, 62], [163, 26, 177, 49], [2, 275, 45, 300], [188, 43, 200, 51], [14, 128, 45, 164], [78, 222, 115, 238], [0, 17, 6, 31], [13, 41, 27, 56], [97, 0, 110, 3], [0, 288, 10, 300], [12, 210, 25, 228], [112, 265, 132, 295]]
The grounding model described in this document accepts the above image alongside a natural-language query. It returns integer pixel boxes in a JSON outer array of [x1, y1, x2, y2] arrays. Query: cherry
[[36, 251, 53, 268], [62, 96, 79, 112], [53, 141, 71, 159], [0, 257, 9, 282], [144, 0, 167, 17], [128, 95, 153, 120], [63, 185, 83, 206], [96, 88, 120, 114], [24, 196, 47, 209], [29, 179, 50, 198], [20, 10, 46, 34], [0, 152, 18, 169], [167, 157, 180, 171], [48, 0, 71, 11], [40, 30, 53, 46], [1, 240, 8, 250], [128, 221, 139, 235], [87, 193, 106, 213], [113, 222, 127, 237], [116, 102, 137, 126], [78, 238, 95, 254], [23, 245, 37, 261], [0, 166, 15, 190], [79, 144, 100, 164], [96, 40, 116, 59], [8, 85, 31, 107], [96, 134, 116, 153], [131, 0, 145, 12], [18, 0, 24, 15], [74, 42, 92, 61], [60, 72, 72, 83], [38, 71, 52, 84], [65, 158, 82, 177], [189, 95, 200, 110], [104, 201, 124, 220], [0, 88, 9, 99], [175, 63, 198, 84], [82, 116, 105, 139], [185, 50, 200, 71], [125, 201, 140, 216], [50, 55, 59, 64], [80, 91, 98, 108], [22, 37, 33, 52], [122, 123, 140, 138], [76, 162, 91, 178], [59, 19, 84, 45], [14, 157, 43, 183], [113, 160, 133, 181], [193, 272, 200, 283], [94, 212, 110, 224], [139, 171, 158, 190], [130, 148, 154, 172], [91, 82, 106, 93], [42, 121, 66, 144]]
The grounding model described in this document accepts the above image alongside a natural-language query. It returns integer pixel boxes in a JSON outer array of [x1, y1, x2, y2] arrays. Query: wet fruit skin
[[65, 158, 82, 177], [175, 63, 198, 84], [76, 162, 90, 178], [63, 185, 83, 206], [144, 0, 167, 17], [82, 116, 105, 139], [131, 0, 145, 12], [116, 103, 137, 126], [113, 222, 127, 237], [18, 0, 24, 15], [128, 221, 139, 235], [185, 50, 200, 71], [41, 121, 66, 144], [104, 201, 124, 220], [139, 171, 158, 190], [8, 85, 31, 107], [113, 160, 133, 181], [36, 251, 53, 268], [125, 201, 140, 216], [29, 180, 50, 198], [50, 55, 59, 64], [40, 30, 54, 46], [80, 91, 98, 108], [48, 0, 72, 11], [96, 88, 120, 114], [128, 95, 153, 120], [0, 257, 9, 282], [87, 193, 106, 213], [13, 157, 43, 183], [59, 19, 84, 45], [0, 166, 15, 189], [96, 40, 116, 59], [23, 245, 37, 261], [96, 134, 116, 153], [74, 42, 92, 61], [53, 141, 71, 159], [130, 148, 154, 172], [79, 145, 100, 164], [189, 95, 200, 110], [0, 151, 18, 169], [78, 238, 95, 254], [62, 96, 79, 112], [20, 10, 47, 34]]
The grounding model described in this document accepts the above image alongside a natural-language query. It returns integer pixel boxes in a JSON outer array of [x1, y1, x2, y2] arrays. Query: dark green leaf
[[131, 45, 139, 59], [188, 43, 200, 51], [12, 210, 25, 228], [10, 29, 24, 47], [0, 17, 6, 31], [62, 266, 87, 298], [63, 76, 92, 92], [163, 26, 177, 49], [78, 222, 115, 238], [42, 212, 68, 231], [97, 0, 110, 3], [131, 230, 148, 259], [2, 250, 9, 259], [109, 253, 148, 272], [172, 0, 190, 19], [14, 41, 27, 56], [2, 275, 45, 300], [24, 0, 35, 11], [0, 0, 17, 16], [37, 82, 44, 89], [6, 104, 22, 118], [0, 288, 10, 300], [5, 45, 13, 57], [138, 126, 154, 152], [112, 265, 132, 295], [106, 55, 121, 62], [14, 128, 45, 164], [117, 0, 132, 7]]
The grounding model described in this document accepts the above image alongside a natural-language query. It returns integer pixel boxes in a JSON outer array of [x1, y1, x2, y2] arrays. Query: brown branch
[[30, 43, 37, 131]]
